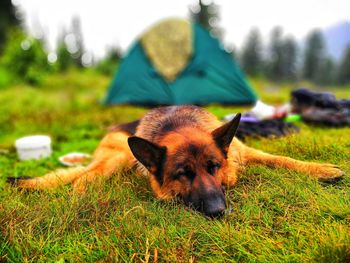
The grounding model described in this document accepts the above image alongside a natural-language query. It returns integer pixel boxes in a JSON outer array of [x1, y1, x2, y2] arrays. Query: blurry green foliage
[[336, 45, 350, 85], [56, 41, 75, 72], [95, 47, 122, 76], [240, 28, 263, 77], [280, 37, 298, 81], [70, 17, 85, 68], [190, 0, 223, 39], [0, 0, 21, 53], [0, 66, 12, 88], [265, 27, 285, 81], [1, 29, 49, 85], [302, 30, 326, 84], [95, 59, 119, 76]]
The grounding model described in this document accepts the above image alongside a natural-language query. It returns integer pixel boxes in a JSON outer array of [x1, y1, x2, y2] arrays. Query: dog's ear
[[211, 113, 241, 157], [128, 136, 166, 179]]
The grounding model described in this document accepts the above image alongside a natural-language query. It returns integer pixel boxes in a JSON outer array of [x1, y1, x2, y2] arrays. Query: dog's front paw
[[72, 177, 87, 194], [312, 164, 345, 182]]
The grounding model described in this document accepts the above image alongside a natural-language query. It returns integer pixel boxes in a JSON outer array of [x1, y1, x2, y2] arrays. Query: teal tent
[[104, 19, 257, 106]]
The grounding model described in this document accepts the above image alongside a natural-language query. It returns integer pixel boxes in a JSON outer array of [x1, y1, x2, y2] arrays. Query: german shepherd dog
[[8, 106, 345, 218]]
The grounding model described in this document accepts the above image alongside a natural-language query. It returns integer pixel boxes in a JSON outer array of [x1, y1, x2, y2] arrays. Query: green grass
[[0, 70, 349, 262]]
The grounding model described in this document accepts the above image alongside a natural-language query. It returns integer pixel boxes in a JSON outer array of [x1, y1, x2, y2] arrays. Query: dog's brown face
[[128, 114, 241, 218]]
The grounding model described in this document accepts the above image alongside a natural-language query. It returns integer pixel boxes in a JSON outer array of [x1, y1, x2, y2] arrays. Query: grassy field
[[0, 70, 349, 262]]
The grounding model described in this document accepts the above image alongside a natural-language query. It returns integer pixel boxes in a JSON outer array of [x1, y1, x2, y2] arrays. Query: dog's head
[[128, 114, 241, 218]]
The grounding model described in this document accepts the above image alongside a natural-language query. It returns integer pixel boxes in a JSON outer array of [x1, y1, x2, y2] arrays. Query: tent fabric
[[141, 19, 192, 82], [104, 20, 257, 106]]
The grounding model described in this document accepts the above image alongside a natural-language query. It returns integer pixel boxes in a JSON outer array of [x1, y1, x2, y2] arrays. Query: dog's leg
[[72, 131, 135, 193], [7, 131, 135, 192], [7, 166, 88, 189], [243, 146, 345, 181]]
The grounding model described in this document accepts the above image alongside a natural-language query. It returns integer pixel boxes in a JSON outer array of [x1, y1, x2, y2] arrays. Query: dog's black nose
[[203, 196, 226, 218], [184, 188, 227, 218]]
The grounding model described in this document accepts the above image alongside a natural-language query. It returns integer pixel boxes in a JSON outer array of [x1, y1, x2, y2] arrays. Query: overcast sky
[[14, 0, 350, 58]]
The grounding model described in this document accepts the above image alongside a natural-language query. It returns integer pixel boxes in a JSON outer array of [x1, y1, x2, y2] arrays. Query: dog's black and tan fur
[[8, 106, 345, 217]]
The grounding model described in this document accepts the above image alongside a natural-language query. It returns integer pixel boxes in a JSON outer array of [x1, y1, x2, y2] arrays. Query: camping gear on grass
[[225, 113, 299, 140], [15, 135, 52, 161], [291, 88, 350, 110], [284, 114, 302, 123], [236, 119, 299, 140], [58, 152, 92, 166], [246, 100, 291, 120], [104, 18, 257, 106], [291, 88, 350, 126], [223, 99, 298, 139], [248, 100, 276, 120]]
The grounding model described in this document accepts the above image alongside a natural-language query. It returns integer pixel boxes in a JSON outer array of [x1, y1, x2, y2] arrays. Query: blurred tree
[[336, 45, 350, 85], [1, 29, 49, 85], [315, 57, 336, 85], [56, 42, 73, 72], [95, 46, 122, 75], [265, 27, 284, 81], [302, 30, 326, 82], [0, 0, 21, 53], [189, 0, 223, 39], [56, 29, 75, 72], [281, 37, 298, 81], [240, 28, 263, 76], [55, 18, 85, 70], [66, 17, 85, 67]]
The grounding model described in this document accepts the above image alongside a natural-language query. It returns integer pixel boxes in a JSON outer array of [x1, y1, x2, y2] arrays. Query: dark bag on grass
[[236, 120, 299, 140], [291, 88, 350, 126]]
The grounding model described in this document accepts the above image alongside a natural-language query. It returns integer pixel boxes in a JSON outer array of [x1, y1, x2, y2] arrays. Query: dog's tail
[[7, 166, 87, 189]]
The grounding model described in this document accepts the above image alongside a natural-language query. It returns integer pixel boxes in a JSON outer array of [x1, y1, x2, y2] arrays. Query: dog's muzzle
[[184, 188, 226, 218]]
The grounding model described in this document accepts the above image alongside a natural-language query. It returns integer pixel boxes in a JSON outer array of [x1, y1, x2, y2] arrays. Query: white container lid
[[15, 135, 51, 149]]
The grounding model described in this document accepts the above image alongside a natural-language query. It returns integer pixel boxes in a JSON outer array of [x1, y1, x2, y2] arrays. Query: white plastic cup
[[15, 135, 52, 161]]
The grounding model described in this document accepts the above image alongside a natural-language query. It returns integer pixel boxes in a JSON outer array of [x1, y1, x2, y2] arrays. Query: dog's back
[[135, 105, 222, 142]]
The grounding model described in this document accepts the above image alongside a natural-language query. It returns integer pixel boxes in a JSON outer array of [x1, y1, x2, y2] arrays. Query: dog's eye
[[207, 161, 220, 175], [173, 167, 195, 180], [173, 169, 186, 179]]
